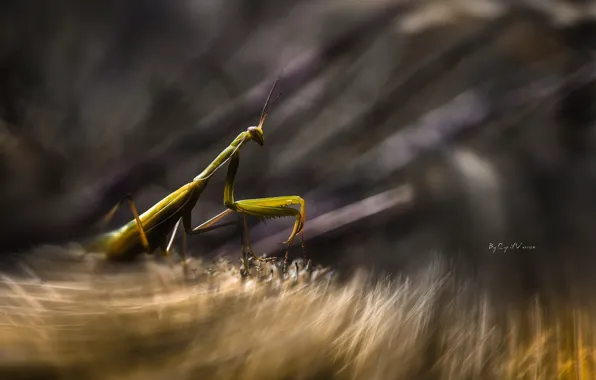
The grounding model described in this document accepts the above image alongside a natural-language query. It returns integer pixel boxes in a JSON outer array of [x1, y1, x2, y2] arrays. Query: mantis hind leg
[[101, 194, 151, 253]]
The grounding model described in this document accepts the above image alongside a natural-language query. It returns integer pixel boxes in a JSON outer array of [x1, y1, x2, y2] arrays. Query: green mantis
[[85, 80, 306, 275]]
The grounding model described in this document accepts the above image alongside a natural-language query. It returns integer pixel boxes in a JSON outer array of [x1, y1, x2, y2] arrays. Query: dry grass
[[0, 245, 595, 379]]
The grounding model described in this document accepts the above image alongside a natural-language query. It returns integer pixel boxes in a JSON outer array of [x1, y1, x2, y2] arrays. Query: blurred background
[[3, 0, 596, 377]]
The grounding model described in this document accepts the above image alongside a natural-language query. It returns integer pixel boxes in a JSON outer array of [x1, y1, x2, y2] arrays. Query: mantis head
[[248, 78, 281, 147], [247, 126, 264, 146]]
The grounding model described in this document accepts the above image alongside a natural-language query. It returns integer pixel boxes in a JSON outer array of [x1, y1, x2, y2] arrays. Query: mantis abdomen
[[87, 183, 201, 260]]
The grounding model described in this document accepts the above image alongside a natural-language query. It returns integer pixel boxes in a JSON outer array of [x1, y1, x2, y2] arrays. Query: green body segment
[[86, 131, 250, 260], [194, 132, 248, 181]]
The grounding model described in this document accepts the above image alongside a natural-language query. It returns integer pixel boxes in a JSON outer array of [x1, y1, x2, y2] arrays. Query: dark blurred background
[[1, 0, 596, 306]]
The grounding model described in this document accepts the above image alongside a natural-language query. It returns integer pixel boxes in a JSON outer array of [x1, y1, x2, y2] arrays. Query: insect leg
[[165, 218, 182, 255], [160, 214, 242, 278], [241, 214, 276, 265], [102, 194, 151, 253], [234, 197, 306, 273], [223, 152, 306, 272], [182, 209, 250, 272]]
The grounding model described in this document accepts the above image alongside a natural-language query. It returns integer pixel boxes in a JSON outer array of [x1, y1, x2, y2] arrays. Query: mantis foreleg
[[223, 152, 306, 272]]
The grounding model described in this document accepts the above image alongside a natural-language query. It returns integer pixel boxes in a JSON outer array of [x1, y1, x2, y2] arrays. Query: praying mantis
[[85, 80, 306, 275]]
